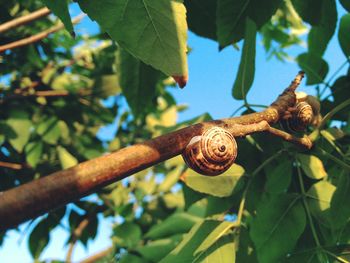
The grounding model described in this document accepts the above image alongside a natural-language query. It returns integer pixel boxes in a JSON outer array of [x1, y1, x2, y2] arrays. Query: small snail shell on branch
[[281, 92, 320, 132], [182, 127, 238, 176]]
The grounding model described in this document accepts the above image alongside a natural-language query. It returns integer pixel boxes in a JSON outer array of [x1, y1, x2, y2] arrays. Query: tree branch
[[80, 247, 114, 263], [0, 7, 51, 34], [0, 14, 84, 53], [0, 72, 309, 230], [0, 161, 28, 170]]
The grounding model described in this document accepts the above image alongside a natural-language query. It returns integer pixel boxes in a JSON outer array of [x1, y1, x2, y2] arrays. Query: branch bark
[[0, 7, 51, 34], [0, 14, 84, 53], [0, 72, 308, 230]]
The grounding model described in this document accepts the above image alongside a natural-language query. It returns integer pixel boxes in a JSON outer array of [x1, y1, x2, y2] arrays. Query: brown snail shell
[[182, 127, 238, 176], [282, 101, 314, 132]]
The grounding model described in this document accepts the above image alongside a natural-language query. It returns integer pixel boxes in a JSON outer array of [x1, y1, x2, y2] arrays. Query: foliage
[[1, 0, 350, 262]]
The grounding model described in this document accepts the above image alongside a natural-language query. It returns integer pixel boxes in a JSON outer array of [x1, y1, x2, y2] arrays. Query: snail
[[182, 127, 238, 176], [281, 92, 320, 132]]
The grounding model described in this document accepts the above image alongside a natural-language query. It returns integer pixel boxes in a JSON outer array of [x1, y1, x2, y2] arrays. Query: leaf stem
[[296, 160, 325, 262]]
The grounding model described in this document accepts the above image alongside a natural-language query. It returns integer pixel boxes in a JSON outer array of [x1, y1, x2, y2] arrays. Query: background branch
[[0, 7, 51, 34], [0, 14, 84, 53], [0, 72, 308, 230]]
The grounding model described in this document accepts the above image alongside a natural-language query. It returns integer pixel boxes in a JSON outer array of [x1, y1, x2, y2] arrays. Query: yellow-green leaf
[[297, 154, 327, 179]]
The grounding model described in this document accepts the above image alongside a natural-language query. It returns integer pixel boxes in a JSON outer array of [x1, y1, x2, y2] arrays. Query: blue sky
[[0, 3, 348, 262]]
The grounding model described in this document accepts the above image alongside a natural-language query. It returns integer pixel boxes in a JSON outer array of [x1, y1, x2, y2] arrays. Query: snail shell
[[182, 127, 238, 176], [282, 101, 314, 132]]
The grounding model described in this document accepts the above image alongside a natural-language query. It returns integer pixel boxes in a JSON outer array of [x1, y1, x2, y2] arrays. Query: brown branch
[[66, 217, 90, 263], [0, 72, 308, 230], [80, 247, 114, 263], [0, 7, 51, 34], [0, 14, 84, 53], [0, 161, 27, 170]]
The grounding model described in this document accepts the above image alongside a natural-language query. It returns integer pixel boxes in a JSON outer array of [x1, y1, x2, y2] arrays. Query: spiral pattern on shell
[[182, 127, 238, 176], [282, 101, 314, 132]]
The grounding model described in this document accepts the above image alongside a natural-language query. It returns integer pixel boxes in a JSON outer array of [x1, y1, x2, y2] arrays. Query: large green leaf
[[265, 160, 292, 194], [297, 154, 327, 179], [330, 173, 350, 229], [250, 194, 306, 263], [307, 0, 337, 56], [6, 110, 32, 153], [291, 0, 323, 25], [297, 53, 329, 85], [41, 0, 74, 35], [194, 234, 236, 263], [182, 164, 245, 197], [117, 49, 162, 118], [113, 222, 142, 248], [184, 0, 217, 40], [307, 181, 336, 226], [136, 234, 183, 262], [340, 0, 350, 12], [145, 212, 202, 239], [217, 0, 281, 47], [77, 0, 188, 82], [338, 14, 350, 58], [160, 220, 235, 263], [232, 18, 256, 100]]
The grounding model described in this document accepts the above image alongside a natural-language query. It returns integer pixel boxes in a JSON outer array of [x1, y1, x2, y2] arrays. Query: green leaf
[[232, 18, 257, 100], [117, 49, 162, 118], [137, 234, 183, 262], [158, 164, 182, 193], [37, 117, 61, 145], [113, 222, 142, 248], [29, 218, 51, 259], [25, 142, 43, 168], [307, 181, 336, 226], [297, 154, 327, 179], [297, 53, 329, 85], [77, 0, 188, 80], [160, 220, 235, 263], [6, 110, 32, 153], [57, 146, 78, 169], [184, 0, 217, 40], [330, 173, 350, 229], [330, 76, 350, 105], [236, 226, 258, 263], [194, 234, 236, 263], [98, 74, 121, 98], [307, 0, 337, 56], [145, 212, 202, 239], [340, 0, 350, 12], [40, 0, 74, 35], [119, 254, 145, 263], [250, 194, 306, 263], [338, 14, 350, 58], [291, 0, 323, 25], [217, 0, 281, 47], [265, 160, 292, 194], [182, 164, 245, 197]]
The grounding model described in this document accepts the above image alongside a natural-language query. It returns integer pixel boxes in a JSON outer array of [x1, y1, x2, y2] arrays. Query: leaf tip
[[173, 75, 188, 88]]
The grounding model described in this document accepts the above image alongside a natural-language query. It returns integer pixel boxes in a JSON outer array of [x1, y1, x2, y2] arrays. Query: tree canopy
[[1, 0, 350, 262]]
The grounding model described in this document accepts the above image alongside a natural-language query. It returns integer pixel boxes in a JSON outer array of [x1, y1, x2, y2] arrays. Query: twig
[[0, 72, 309, 230], [0, 14, 84, 53], [267, 126, 312, 149], [66, 217, 90, 263], [0, 161, 27, 170], [0, 7, 51, 34], [80, 247, 114, 263]]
